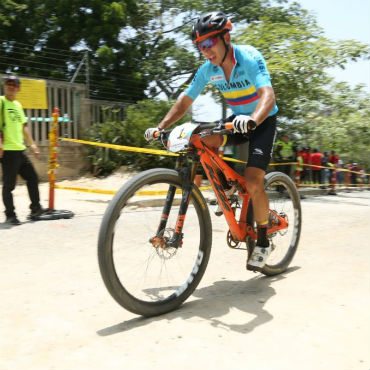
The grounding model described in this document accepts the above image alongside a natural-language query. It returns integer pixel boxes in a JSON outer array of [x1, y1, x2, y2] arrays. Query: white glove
[[144, 127, 160, 141], [232, 115, 257, 134]]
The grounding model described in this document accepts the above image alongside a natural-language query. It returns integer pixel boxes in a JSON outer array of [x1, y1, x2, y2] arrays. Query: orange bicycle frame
[[190, 134, 288, 242]]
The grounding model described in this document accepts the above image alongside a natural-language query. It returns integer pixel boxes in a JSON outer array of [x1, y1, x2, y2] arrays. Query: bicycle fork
[[150, 161, 195, 249]]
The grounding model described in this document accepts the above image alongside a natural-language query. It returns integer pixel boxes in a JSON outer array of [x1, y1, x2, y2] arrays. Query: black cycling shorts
[[224, 114, 277, 171]]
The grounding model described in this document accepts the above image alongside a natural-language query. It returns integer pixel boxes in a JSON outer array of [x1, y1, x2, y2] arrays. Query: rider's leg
[[200, 135, 223, 151], [245, 166, 272, 272], [201, 135, 236, 215], [244, 166, 269, 247]]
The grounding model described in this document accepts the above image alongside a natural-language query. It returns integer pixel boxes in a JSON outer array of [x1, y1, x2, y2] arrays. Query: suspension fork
[[155, 157, 197, 248]]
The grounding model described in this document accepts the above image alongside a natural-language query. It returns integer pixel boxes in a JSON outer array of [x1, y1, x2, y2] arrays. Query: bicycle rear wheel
[[262, 171, 302, 276], [98, 168, 212, 317]]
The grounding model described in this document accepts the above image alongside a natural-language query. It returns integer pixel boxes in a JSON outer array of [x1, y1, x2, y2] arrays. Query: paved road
[[0, 182, 369, 370]]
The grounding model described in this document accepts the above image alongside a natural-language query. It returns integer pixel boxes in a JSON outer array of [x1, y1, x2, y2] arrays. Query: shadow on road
[[97, 266, 300, 337]]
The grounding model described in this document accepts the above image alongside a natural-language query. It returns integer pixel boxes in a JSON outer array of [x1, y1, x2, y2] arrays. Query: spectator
[[301, 147, 312, 183], [0, 75, 46, 225], [328, 150, 339, 194], [328, 150, 339, 167], [295, 147, 304, 184], [359, 167, 365, 188], [350, 162, 359, 186], [337, 158, 344, 185], [310, 148, 323, 186], [321, 151, 329, 187], [274, 132, 295, 178]]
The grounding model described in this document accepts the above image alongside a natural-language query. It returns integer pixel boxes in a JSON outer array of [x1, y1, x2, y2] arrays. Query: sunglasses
[[197, 37, 218, 51]]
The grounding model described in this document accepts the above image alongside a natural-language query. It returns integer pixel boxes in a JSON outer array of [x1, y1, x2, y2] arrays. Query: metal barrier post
[[295, 166, 301, 188], [328, 166, 337, 195]]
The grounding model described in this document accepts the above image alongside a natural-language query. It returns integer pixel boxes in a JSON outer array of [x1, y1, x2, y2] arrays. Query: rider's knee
[[201, 135, 222, 150], [246, 179, 263, 196], [245, 171, 265, 195]]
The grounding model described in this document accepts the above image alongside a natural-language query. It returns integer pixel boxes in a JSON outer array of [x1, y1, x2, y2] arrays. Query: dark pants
[[1, 150, 40, 217], [275, 161, 292, 178], [312, 170, 322, 184]]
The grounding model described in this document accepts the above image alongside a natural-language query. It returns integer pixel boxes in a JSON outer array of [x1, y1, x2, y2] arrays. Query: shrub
[[85, 99, 191, 176]]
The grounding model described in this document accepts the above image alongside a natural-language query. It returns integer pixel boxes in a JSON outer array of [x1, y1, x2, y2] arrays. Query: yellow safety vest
[[275, 140, 294, 158], [296, 155, 303, 171]]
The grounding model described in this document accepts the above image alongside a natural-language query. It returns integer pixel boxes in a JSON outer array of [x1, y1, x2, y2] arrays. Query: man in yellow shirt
[[0, 75, 44, 225], [274, 132, 295, 178]]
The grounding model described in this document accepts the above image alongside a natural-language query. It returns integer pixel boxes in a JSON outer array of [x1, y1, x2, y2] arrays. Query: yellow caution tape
[[55, 184, 212, 196], [54, 185, 116, 195], [60, 137, 178, 157], [59, 137, 369, 176]]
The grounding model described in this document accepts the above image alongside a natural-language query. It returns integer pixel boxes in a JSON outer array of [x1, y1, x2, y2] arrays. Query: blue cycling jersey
[[185, 44, 278, 116]]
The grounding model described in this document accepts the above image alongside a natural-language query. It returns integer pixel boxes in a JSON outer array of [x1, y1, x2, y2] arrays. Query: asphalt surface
[[0, 178, 369, 370]]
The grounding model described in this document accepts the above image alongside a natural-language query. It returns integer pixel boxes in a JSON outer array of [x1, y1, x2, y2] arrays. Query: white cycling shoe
[[247, 245, 271, 272]]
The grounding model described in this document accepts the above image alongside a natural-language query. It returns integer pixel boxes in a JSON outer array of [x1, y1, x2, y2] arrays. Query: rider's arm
[[250, 86, 276, 126], [157, 94, 194, 130]]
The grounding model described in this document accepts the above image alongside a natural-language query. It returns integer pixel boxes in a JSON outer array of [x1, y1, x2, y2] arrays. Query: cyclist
[[144, 11, 278, 272]]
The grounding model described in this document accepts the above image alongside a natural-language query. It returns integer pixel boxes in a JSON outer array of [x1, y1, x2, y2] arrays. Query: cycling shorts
[[224, 115, 277, 171]]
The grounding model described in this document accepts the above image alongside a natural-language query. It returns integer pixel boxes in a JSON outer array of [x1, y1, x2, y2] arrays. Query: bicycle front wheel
[[262, 171, 302, 276], [98, 168, 212, 317]]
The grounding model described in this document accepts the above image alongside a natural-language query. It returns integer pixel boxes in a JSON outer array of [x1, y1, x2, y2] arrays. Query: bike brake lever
[[212, 128, 233, 135]]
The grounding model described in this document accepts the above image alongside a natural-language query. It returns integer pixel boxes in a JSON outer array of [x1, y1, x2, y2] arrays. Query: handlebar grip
[[153, 130, 161, 138], [225, 122, 234, 130]]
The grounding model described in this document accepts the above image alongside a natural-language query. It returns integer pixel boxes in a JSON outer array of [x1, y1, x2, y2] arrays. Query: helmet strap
[[219, 33, 229, 66]]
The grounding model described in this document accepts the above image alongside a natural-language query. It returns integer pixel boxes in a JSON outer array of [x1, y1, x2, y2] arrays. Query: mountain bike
[[98, 121, 302, 317]]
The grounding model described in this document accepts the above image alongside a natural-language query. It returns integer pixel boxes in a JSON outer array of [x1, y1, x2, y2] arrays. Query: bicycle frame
[[156, 129, 288, 248], [195, 138, 254, 242]]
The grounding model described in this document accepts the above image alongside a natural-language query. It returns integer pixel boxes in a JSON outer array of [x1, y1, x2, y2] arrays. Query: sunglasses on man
[[197, 36, 218, 51]]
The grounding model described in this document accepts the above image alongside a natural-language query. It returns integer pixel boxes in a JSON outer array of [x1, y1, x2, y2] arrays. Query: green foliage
[[1, 0, 369, 170], [85, 99, 191, 176], [0, 0, 27, 26], [234, 13, 370, 169], [0, 0, 147, 103], [234, 14, 369, 121], [298, 83, 370, 169]]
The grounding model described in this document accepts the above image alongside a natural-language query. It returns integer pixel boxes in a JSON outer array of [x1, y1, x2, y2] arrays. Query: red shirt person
[[328, 150, 339, 166], [310, 149, 323, 184], [300, 147, 311, 183]]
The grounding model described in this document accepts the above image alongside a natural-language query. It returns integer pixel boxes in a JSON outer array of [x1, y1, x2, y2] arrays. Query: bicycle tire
[[98, 168, 212, 317], [261, 171, 302, 276]]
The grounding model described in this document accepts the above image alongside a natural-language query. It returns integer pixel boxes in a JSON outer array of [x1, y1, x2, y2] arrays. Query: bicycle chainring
[[227, 230, 247, 250]]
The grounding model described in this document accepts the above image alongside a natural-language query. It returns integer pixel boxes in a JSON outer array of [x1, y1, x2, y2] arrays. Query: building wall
[[0, 144, 89, 183]]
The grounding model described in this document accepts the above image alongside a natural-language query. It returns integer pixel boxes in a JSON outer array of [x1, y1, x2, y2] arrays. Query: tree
[[137, 0, 311, 100], [234, 13, 369, 122], [86, 99, 191, 175], [233, 11, 369, 169], [300, 83, 370, 168], [0, 0, 148, 103]]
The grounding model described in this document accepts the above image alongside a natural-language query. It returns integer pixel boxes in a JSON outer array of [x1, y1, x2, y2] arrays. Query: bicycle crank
[[226, 230, 247, 250]]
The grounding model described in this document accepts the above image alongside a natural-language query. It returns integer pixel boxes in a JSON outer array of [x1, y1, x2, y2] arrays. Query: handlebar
[[153, 121, 235, 140]]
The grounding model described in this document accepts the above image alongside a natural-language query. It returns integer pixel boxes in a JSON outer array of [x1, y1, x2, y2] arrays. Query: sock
[[256, 221, 269, 247]]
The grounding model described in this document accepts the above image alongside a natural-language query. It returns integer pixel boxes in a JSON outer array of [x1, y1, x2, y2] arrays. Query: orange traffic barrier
[[48, 108, 59, 210], [328, 167, 337, 195]]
